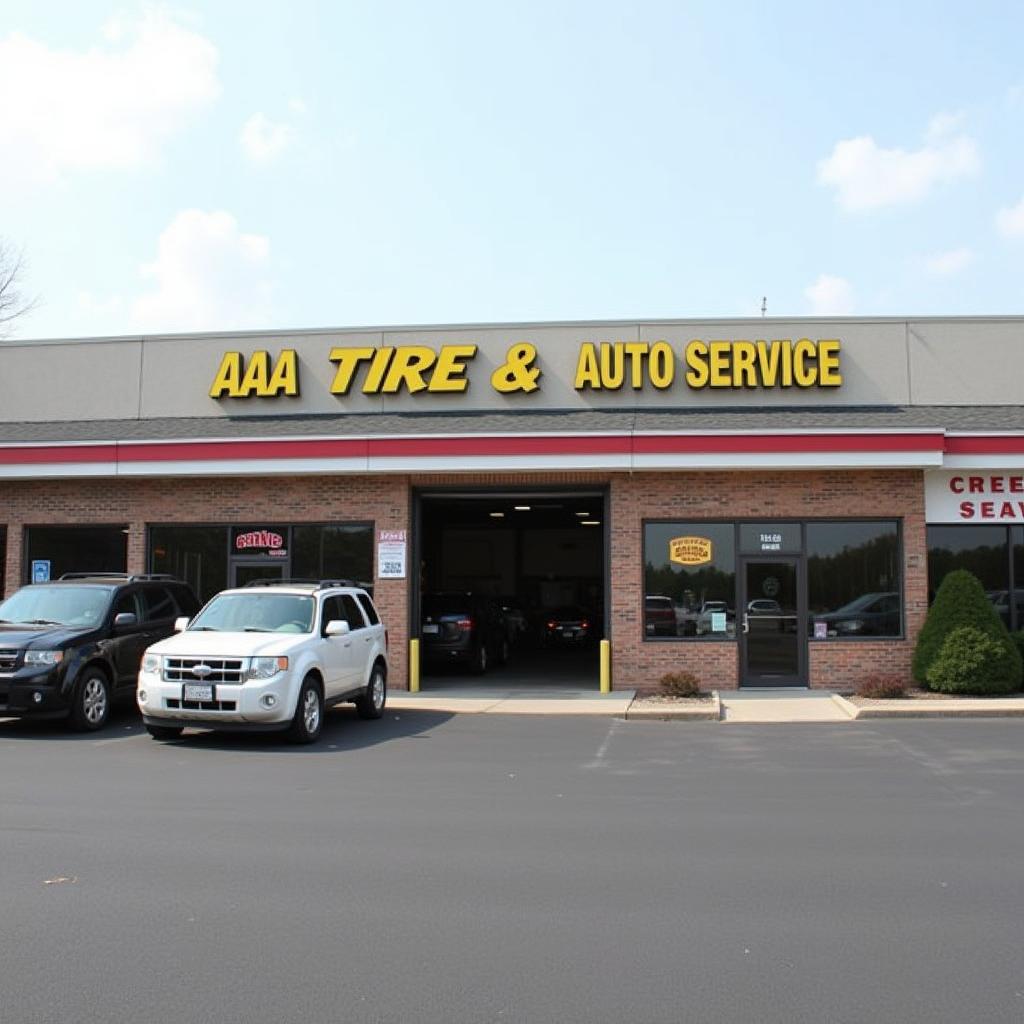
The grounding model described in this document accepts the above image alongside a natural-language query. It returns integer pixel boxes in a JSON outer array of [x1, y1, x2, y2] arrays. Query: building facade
[[2, 316, 1023, 691]]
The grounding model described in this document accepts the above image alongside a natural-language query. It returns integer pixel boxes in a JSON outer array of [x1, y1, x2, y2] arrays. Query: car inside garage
[[415, 489, 606, 687]]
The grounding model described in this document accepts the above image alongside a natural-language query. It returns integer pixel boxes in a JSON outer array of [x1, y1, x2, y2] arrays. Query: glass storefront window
[[150, 526, 228, 604], [1013, 527, 1024, 632], [292, 524, 373, 587], [25, 525, 128, 582], [807, 521, 901, 639], [926, 525, 1010, 629], [643, 522, 736, 640]]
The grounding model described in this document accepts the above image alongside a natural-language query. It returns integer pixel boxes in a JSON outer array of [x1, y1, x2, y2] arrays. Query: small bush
[[913, 569, 1022, 689], [658, 671, 700, 698], [854, 674, 908, 699], [926, 625, 1022, 695]]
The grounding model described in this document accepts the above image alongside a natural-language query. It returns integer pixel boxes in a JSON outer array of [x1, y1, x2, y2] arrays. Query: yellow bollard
[[409, 638, 420, 693], [599, 639, 611, 694]]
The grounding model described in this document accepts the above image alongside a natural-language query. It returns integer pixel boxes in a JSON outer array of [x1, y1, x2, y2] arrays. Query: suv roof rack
[[241, 578, 365, 590], [243, 578, 319, 588], [58, 572, 129, 580], [57, 572, 180, 582]]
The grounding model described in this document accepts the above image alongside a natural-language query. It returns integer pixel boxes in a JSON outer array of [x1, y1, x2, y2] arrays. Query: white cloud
[[805, 274, 854, 315], [996, 196, 1024, 238], [0, 10, 219, 184], [132, 210, 273, 332], [240, 112, 293, 162], [925, 247, 975, 275], [817, 115, 980, 212]]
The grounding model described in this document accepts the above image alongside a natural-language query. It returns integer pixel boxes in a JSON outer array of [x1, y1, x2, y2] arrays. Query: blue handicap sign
[[31, 560, 51, 583]]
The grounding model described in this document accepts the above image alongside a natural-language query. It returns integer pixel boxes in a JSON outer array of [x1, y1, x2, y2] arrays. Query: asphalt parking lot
[[2, 708, 1024, 1024]]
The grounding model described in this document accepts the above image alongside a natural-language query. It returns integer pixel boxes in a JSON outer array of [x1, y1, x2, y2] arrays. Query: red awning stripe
[[0, 431, 953, 467]]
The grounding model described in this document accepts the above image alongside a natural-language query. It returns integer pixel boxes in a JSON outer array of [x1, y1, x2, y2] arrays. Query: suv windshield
[[0, 585, 111, 627], [189, 592, 315, 633]]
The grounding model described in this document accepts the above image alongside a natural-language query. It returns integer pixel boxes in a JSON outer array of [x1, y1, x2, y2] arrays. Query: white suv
[[137, 581, 387, 744]]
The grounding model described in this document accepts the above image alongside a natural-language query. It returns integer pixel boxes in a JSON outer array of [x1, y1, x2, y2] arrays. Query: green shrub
[[926, 625, 1022, 695], [913, 569, 1022, 689], [854, 674, 908, 699], [1011, 631, 1024, 664], [658, 671, 700, 697]]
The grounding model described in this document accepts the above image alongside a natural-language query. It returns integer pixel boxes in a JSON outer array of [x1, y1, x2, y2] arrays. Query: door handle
[[742, 614, 749, 634]]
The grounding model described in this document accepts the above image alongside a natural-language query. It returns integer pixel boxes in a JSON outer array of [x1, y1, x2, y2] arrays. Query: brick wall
[[1, 467, 926, 692], [1, 475, 412, 687], [609, 469, 926, 691]]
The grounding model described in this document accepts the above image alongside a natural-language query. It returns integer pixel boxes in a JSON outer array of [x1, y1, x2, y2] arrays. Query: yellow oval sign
[[669, 536, 712, 566]]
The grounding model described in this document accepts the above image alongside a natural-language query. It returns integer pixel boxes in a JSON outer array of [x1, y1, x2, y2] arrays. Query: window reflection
[[643, 523, 736, 640], [808, 522, 901, 638], [927, 525, 1013, 630]]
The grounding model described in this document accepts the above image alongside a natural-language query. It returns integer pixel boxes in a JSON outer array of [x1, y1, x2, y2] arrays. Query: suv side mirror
[[325, 619, 350, 637], [174, 616, 190, 633], [113, 612, 138, 629]]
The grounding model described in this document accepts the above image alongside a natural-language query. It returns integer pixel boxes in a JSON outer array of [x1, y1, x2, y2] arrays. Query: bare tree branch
[[0, 240, 39, 338]]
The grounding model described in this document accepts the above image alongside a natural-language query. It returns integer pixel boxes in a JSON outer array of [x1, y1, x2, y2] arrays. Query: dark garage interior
[[416, 489, 606, 688]]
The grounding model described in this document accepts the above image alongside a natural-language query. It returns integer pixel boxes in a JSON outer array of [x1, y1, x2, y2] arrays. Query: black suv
[[420, 592, 508, 674], [0, 574, 201, 731]]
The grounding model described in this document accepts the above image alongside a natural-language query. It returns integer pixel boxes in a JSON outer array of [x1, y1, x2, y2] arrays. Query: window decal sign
[[669, 536, 713, 566], [233, 528, 287, 557]]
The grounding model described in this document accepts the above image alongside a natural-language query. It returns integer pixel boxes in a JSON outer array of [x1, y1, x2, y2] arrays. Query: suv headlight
[[248, 656, 288, 680], [141, 653, 162, 675], [25, 650, 64, 666]]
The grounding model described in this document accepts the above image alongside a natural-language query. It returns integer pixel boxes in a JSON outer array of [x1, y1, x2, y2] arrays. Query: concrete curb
[[623, 691, 722, 722], [852, 701, 1024, 719], [830, 693, 861, 720]]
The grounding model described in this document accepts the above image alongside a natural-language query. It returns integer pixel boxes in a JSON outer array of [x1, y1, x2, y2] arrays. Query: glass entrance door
[[232, 562, 286, 588], [741, 558, 804, 686]]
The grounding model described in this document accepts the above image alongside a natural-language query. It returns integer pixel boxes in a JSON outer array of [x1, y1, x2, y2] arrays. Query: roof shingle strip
[[2, 406, 1024, 446]]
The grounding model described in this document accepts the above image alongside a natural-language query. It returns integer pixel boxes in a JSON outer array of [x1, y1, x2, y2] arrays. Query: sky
[[2, 0, 1024, 341]]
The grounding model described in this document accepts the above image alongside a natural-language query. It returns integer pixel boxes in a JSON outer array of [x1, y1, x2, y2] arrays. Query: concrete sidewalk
[[718, 689, 852, 723], [387, 686, 1024, 722], [387, 687, 636, 716]]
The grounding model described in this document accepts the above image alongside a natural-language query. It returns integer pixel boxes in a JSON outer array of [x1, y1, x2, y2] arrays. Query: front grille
[[164, 657, 245, 685], [0, 649, 18, 671], [166, 698, 238, 712]]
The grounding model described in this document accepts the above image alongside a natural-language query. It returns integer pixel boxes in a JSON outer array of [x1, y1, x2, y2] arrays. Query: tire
[[146, 724, 184, 741], [355, 663, 387, 720], [287, 676, 323, 744], [68, 668, 111, 732], [472, 643, 488, 675]]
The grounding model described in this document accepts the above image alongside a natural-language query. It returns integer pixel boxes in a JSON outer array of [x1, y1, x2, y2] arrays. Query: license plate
[[183, 683, 213, 701], [422, 624, 440, 635]]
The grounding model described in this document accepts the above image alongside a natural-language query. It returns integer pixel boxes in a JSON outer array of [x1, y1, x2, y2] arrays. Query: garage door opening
[[415, 489, 607, 688]]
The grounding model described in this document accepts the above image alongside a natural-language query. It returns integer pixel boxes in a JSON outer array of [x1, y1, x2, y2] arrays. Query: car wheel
[[472, 643, 488, 674], [146, 725, 184, 741], [287, 675, 323, 744], [355, 664, 387, 720], [68, 668, 111, 732]]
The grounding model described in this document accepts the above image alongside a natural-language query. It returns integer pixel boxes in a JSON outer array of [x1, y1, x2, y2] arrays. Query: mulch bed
[[849, 687, 1024, 704], [630, 693, 716, 707]]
